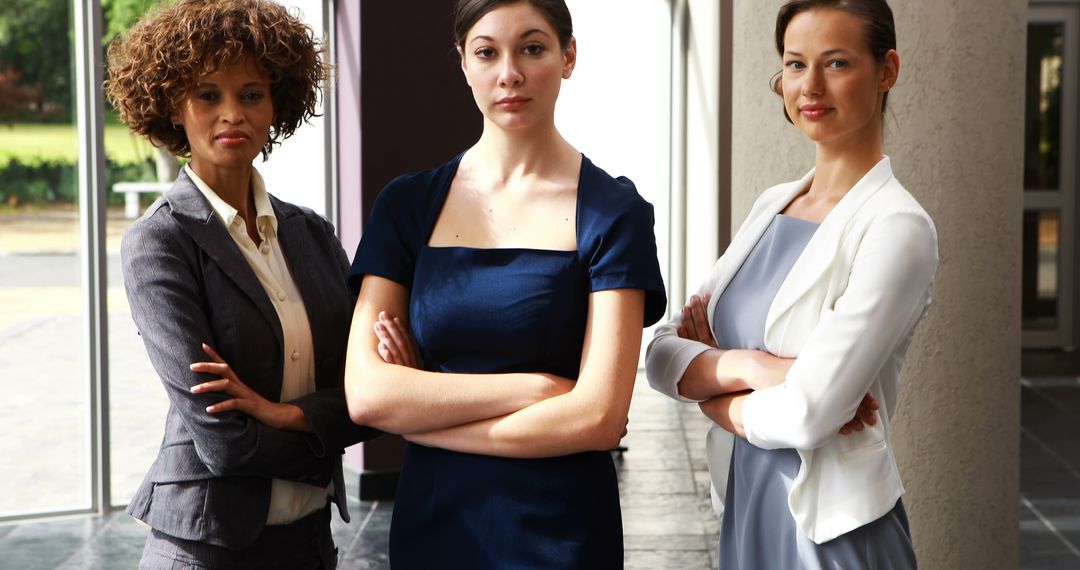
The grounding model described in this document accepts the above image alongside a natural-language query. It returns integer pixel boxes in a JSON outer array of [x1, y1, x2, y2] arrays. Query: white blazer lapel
[[706, 170, 815, 318], [765, 156, 896, 348]]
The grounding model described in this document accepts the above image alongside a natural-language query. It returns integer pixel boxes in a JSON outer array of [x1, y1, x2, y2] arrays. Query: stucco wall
[[730, 1, 1025, 567]]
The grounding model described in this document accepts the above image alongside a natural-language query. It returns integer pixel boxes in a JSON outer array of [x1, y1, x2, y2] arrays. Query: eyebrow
[[785, 48, 851, 57], [194, 81, 267, 89], [470, 28, 551, 45]]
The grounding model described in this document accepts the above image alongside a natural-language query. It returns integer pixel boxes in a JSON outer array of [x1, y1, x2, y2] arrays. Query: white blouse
[[187, 165, 329, 525]]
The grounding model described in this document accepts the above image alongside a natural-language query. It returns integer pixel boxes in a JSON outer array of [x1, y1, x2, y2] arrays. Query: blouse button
[[291, 350, 300, 361], [259, 243, 271, 255], [276, 290, 286, 301]]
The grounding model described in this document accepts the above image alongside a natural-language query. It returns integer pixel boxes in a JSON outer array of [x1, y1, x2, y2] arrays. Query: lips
[[495, 96, 530, 110], [215, 130, 250, 147], [799, 104, 833, 120]]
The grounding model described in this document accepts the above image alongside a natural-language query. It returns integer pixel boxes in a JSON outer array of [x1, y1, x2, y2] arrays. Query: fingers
[[190, 378, 232, 394], [856, 396, 878, 427], [840, 393, 881, 435], [190, 360, 242, 385], [189, 362, 231, 376], [676, 324, 689, 340], [692, 294, 716, 348], [201, 343, 226, 364], [377, 339, 400, 365], [374, 316, 407, 366], [838, 418, 861, 435], [375, 311, 419, 369], [205, 398, 246, 414], [680, 295, 715, 347]]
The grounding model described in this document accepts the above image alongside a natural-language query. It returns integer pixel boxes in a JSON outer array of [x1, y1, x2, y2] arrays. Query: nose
[[498, 56, 524, 88], [220, 94, 245, 124], [802, 65, 824, 97]]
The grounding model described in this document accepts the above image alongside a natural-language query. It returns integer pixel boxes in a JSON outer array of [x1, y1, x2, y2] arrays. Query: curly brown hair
[[104, 0, 329, 158]]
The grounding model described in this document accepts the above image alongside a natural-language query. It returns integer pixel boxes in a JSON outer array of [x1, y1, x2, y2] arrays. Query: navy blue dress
[[349, 154, 666, 569]]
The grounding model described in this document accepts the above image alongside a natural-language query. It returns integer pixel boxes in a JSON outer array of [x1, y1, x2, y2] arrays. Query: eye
[[242, 91, 265, 102], [827, 59, 848, 69], [784, 60, 805, 71], [522, 42, 545, 56], [474, 47, 496, 59], [195, 91, 219, 102]]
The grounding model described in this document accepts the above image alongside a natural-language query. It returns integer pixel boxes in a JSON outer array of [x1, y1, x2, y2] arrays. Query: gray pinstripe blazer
[[122, 170, 380, 549]]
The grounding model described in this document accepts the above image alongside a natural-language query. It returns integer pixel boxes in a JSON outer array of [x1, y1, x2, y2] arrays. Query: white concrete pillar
[[729, 1, 1025, 567]]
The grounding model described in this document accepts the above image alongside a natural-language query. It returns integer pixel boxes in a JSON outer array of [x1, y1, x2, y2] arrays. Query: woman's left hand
[[190, 343, 311, 432], [374, 311, 422, 369]]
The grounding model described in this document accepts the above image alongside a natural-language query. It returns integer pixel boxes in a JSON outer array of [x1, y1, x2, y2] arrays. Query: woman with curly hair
[[106, 1, 379, 568]]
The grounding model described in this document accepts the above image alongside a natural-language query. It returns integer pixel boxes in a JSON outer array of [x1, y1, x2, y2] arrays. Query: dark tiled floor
[[2, 373, 1079, 569], [1019, 376, 1080, 569]]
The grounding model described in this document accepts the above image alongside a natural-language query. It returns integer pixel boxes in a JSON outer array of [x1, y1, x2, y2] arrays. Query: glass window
[[1024, 23, 1064, 191], [0, 0, 91, 517], [1022, 210, 1060, 331]]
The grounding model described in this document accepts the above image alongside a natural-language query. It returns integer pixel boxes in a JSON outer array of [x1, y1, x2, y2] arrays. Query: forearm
[[269, 403, 311, 432], [346, 358, 562, 434], [699, 391, 749, 438], [405, 389, 626, 458], [677, 349, 753, 400], [291, 387, 383, 452]]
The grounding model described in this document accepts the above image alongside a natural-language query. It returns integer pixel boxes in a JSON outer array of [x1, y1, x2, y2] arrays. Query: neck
[[189, 160, 254, 219], [467, 117, 576, 182], [809, 123, 885, 201]]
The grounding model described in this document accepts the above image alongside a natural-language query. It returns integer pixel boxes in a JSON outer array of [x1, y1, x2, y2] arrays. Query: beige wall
[[729, 1, 1025, 567]]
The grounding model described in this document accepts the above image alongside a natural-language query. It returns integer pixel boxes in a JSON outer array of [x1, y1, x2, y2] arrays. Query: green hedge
[[0, 158, 157, 206]]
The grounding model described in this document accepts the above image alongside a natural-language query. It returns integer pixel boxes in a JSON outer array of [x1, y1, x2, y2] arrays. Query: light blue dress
[[713, 214, 916, 569]]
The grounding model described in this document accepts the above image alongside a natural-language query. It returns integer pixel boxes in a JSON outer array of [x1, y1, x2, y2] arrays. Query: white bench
[[114, 181, 173, 219]]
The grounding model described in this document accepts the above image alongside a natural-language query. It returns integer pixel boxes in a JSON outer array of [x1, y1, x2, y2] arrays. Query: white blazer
[[646, 156, 938, 544]]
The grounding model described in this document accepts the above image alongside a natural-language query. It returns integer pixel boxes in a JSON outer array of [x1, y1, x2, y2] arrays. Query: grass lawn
[[0, 123, 156, 166]]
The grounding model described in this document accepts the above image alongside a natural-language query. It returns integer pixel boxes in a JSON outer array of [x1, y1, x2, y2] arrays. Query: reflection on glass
[[1024, 23, 1064, 191], [0, 0, 90, 516], [1022, 210, 1060, 330]]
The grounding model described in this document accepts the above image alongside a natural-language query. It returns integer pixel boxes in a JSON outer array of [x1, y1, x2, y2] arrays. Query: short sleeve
[[348, 179, 421, 295], [585, 188, 667, 327]]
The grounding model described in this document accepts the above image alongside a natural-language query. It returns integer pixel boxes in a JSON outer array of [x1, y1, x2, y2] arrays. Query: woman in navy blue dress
[[343, 0, 666, 567]]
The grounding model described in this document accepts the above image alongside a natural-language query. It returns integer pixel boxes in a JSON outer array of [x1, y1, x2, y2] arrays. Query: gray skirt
[[717, 437, 916, 569]]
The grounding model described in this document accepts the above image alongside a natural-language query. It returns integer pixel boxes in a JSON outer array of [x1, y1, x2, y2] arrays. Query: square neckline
[[422, 152, 588, 255]]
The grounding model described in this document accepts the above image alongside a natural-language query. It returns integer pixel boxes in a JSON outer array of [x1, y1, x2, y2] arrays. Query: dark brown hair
[[104, 0, 329, 158], [771, 0, 896, 123], [453, 0, 573, 51]]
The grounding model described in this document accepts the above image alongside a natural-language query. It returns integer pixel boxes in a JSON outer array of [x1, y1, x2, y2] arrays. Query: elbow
[[586, 413, 628, 452], [345, 382, 391, 429], [344, 361, 392, 428]]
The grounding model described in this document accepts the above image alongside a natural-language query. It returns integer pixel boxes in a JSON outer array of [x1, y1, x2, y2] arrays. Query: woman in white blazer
[[646, 0, 937, 567]]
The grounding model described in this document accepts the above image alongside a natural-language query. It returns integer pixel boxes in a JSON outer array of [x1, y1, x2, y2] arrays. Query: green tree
[[0, 0, 160, 123], [0, 0, 73, 122], [102, 0, 161, 47]]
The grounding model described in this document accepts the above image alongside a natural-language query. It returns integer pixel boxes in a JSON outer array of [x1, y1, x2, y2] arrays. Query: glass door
[[1023, 5, 1079, 349]]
